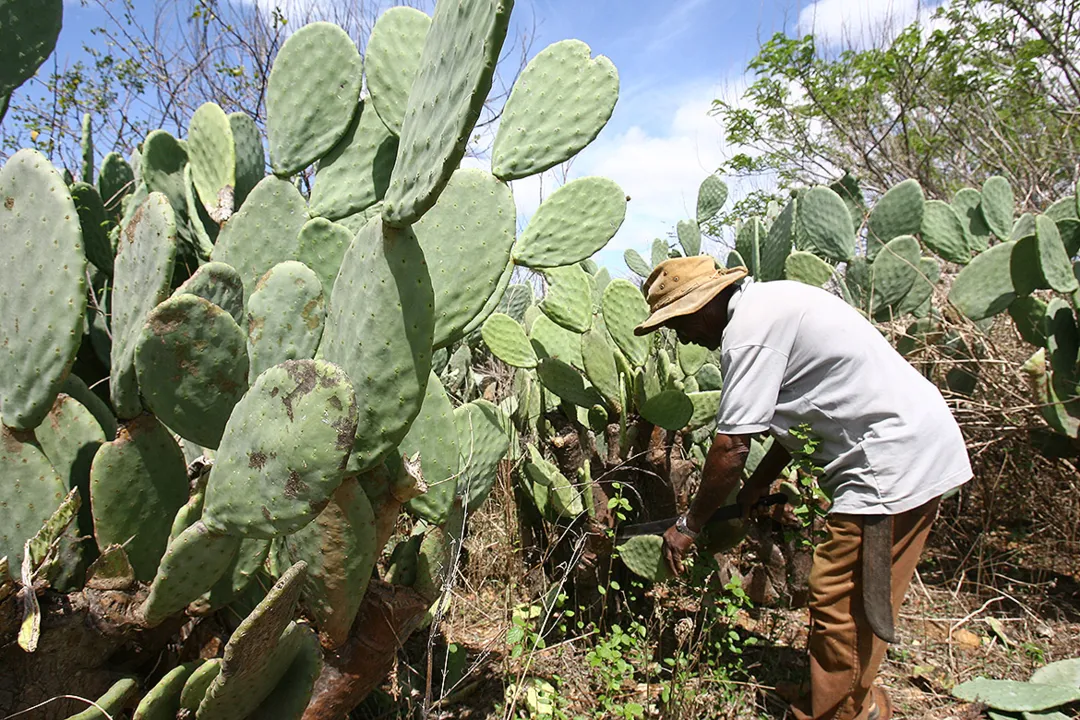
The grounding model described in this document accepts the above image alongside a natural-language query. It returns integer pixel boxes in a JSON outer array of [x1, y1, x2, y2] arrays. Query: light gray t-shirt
[[716, 279, 971, 515]]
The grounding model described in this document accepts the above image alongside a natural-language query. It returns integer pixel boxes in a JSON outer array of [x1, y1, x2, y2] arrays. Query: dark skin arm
[[662, 434, 792, 576]]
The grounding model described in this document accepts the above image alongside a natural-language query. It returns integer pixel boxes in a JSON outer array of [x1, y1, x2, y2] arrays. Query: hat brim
[[633, 274, 741, 336]]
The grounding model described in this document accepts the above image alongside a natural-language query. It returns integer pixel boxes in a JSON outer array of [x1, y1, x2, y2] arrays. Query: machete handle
[[615, 491, 793, 540]]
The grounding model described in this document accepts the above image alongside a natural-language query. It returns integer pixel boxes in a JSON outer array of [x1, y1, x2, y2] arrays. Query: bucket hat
[[633, 256, 747, 336]]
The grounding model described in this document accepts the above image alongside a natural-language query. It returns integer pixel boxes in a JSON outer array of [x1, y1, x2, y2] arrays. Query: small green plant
[[786, 424, 829, 546]]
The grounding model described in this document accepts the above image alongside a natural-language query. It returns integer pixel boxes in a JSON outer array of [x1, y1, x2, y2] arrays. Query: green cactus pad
[[141, 521, 242, 626], [0, 0, 62, 102], [952, 678, 1080, 712], [735, 217, 764, 277], [79, 114, 94, 183], [295, 217, 353, 301], [1009, 296, 1049, 346], [140, 129, 200, 259], [199, 537, 270, 612], [135, 294, 248, 449], [530, 313, 584, 368], [829, 172, 866, 230], [1011, 234, 1048, 295], [1030, 657, 1080, 687], [617, 535, 672, 582], [458, 259, 514, 341], [652, 238, 669, 266], [869, 234, 920, 315], [229, 112, 264, 206], [266, 22, 362, 176], [921, 199, 971, 264], [492, 39, 618, 180], [90, 414, 190, 581], [537, 358, 605, 409], [540, 264, 594, 333], [381, 0, 512, 226], [248, 627, 322, 720], [1036, 214, 1078, 293], [624, 249, 651, 277], [581, 326, 622, 410], [866, 179, 924, 261], [98, 151, 134, 214], [981, 176, 1015, 239], [202, 360, 357, 537], [188, 102, 236, 221], [179, 659, 221, 714], [403, 372, 462, 524], [0, 149, 88, 430], [678, 342, 709, 376], [696, 363, 722, 391], [386, 534, 421, 586], [110, 192, 178, 418], [513, 176, 626, 268], [498, 283, 535, 324], [319, 217, 435, 469], [1012, 213, 1037, 242], [525, 445, 583, 520], [133, 661, 203, 720], [726, 250, 746, 269], [784, 250, 833, 287], [246, 261, 325, 379], [948, 241, 1017, 320], [483, 313, 537, 368], [173, 261, 245, 326], [952, 187, 991, 253], [640, 389, 694, 430], [211, 175, 308, 297], [687, 390, 722, 430], [677, 219, 701, 257], [309, 99, 398, 220], [0, 427, 66, 579], [894, 257, 940, 318], [185, 159, 220, 259], [66, 677, 138, 720], [412, 168, 516, 347], [697, 175, 728, 224], [602, 279, 650, 364], [365, 7, 431, 136], [455, 399, 509, 512], [795, 186, 855, 263], [282, 477, 376, 648], [71, 182, 115, 277], [1045, 299, 1078, 389], [760, 198, 795, 281], [198, 563, 310, 719]]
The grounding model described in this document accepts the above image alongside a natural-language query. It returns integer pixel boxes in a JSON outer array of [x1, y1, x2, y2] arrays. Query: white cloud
[[796, 0, 943, 49]]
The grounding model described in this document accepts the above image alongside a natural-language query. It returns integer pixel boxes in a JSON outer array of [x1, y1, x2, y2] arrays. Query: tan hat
[[633, 256, 748, 336]]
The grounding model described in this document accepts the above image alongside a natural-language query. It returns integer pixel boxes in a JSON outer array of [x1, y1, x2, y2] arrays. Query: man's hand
[[662, 524, 695, 576]]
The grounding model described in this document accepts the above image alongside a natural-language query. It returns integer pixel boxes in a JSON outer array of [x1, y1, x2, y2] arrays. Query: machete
[[615, 492, 790, 540], [862, 514, 896, 643]]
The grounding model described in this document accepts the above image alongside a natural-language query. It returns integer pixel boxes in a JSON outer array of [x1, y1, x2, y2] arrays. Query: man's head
[[633, 256, 747, 350]]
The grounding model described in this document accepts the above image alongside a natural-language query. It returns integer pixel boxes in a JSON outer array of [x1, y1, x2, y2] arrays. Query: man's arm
[[736, 438, 791, 514], [683, 433, 752, 533]]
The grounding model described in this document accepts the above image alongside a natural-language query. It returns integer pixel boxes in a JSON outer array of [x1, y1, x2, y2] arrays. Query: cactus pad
[[921, 199, 971, 264], [1036, 214, 1078, 294], [141, 521, 242, 626], [540, 264, 594, 333], [497, 283, 535, 324], [197, 562, 310, 719], [492, 39, 618, 180], [133, 661, 203, 720], [455, 400, 509, 512], [0, 149, 88, 429], [697, 175, 728, 224], [602, 279, 650, 365], [981, 176, 1015, 239], [67, 677, 138, 720], [760, 198, 795, 281], [110, 192, 178, 418], [229, 112, 264, 205], [309, 99, 398, 220], [188, 102, 236, 221], [951, 187, 991, 253], [266, 23, 363, 176], [866, 179, 924, 260], [0, 427, 66, 580], [211, 175, 309, 297], [173, 261, 245, 326], [795, 186, 854, 262], [1030, 657, 1080, 687], [675, 219, 701, 256], [529, 314, 584, 368], [483, 313, 537, 368], [246, 261, 325, 378], [651, 238, 669, 266], [687, 390, 722, 430], [735, 217, 764, 277], [202, 360, 358, 538], [365, 6, 431, 136], [513, 176, 625, 268], [282, 477, 376, 648], [1009, 296, 1048, 346], [0, 0, 62, 104], [537, 358, 605, 409], [319, 217, 435, 469], [640, 389, 694, 430], [140, 129, 200, 259], [624, 249, 651, 277], [617, 535, 672, 582], [869, 234, 920, 315], [678, 342, 709, 376], [71, 182, 115, 277], [581, 326, 622, 410], [948, 241, 1017, 320], [952, 678, 1080, 712], [403, 372, 462, 524], [135, 294, 248, 449], [98, 151, 135, 214], [784, 250, 833, 287], [413, 168, 516, 347], [296, 217, 353, 300], [894, 257, 940, 318], [90, 414, 190, 581], [381, 0, 512, 226], [248, 627, 322, 720], [525, 445, 583, 520]]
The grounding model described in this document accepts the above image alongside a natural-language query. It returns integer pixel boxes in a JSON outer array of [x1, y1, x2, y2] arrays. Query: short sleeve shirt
[[716, 279, 971, 515]]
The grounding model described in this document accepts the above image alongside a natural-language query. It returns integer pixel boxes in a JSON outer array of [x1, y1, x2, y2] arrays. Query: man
[[633, 256, 971, 720]]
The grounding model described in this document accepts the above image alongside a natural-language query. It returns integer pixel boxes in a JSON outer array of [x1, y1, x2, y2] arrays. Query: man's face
[[666, 311, 720, 350]]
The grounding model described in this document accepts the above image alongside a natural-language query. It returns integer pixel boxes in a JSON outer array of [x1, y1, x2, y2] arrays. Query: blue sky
[[46, 0, 936, 273]]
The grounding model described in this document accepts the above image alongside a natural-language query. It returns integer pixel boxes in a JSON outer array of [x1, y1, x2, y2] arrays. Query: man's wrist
[[675, 514, 699, 540]]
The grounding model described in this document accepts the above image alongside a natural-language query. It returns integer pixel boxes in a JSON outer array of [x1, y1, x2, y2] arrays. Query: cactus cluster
[[0, 0, 629, 715]]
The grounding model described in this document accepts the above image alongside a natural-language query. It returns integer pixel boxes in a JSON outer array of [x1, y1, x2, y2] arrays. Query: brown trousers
[[791, 496, 940, 720]]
